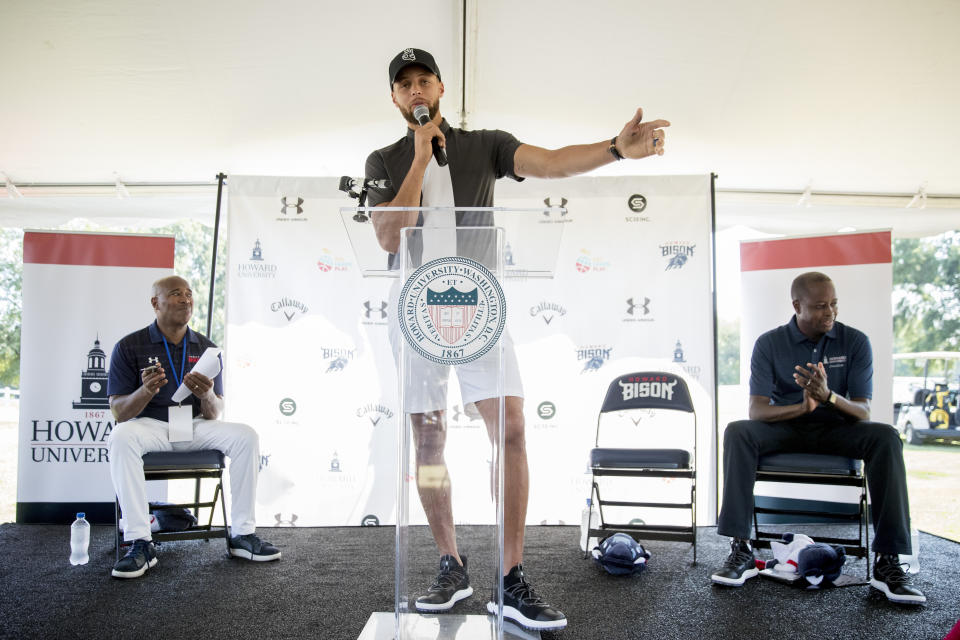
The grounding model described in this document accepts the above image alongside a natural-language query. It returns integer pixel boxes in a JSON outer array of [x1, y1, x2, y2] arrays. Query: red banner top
[[23, 232, 175, 268], [740, 231, 891, 272]]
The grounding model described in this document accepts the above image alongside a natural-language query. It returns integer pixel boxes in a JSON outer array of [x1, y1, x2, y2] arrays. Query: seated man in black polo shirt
[[711, 271, 924, 604], [107, 275, 279, 578]]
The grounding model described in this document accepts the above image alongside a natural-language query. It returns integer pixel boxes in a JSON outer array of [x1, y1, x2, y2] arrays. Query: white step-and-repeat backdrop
[[225, 175, 717, 527]]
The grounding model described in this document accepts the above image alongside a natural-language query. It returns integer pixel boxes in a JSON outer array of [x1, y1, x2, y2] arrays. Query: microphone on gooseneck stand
[[412, 104, 448, 167]]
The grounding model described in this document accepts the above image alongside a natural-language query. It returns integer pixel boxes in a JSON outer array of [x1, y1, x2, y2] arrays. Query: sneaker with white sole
[[486, 564, 567, 631], [228, 533, 281, 561], [711, 538, 759, 586], [870, 554, 926, 604], [415, 554, 473, 612], [112, 539, 158, 579]]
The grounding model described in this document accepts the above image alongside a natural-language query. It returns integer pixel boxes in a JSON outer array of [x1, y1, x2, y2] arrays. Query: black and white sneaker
[[870, 554, 926, 604], [486, 564, 567, 631], [112, 539, 158, 579], [415, 554, 473, 612], [711, 538, 759, 586], [228, 533, 281, 561]]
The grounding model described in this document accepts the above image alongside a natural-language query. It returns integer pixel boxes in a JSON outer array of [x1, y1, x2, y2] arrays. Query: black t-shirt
[[364, 119, 524, 269]]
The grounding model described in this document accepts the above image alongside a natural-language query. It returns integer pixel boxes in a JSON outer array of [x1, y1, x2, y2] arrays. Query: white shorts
[[388, 284, 523, 414]]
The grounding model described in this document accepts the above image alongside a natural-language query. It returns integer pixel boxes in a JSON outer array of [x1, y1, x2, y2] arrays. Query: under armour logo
[[452, 405, 480, 423], [363, 300, 388, 320], [542, 197, 569, 216], [274, 513, 298, 526], [626, 297, 651, 316], [280, 196, 304, 215], [401, 48, 416, 61], [147, 356, 160, 366]]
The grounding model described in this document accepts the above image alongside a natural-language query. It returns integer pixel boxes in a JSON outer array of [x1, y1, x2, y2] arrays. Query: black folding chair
[[751, 452, 869, 578], [585, 371, 697, 563], [115, 449, 229, 560]]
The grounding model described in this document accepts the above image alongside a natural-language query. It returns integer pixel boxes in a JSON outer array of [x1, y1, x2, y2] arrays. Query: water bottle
[[579, 499, 600, 551], [70, 512, 90, 566]]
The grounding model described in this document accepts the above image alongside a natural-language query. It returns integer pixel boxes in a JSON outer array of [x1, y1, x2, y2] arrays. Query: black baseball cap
[[389, 48, 441, 85]]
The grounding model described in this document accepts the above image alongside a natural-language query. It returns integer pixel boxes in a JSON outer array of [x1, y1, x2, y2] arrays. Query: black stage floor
[[1, 524, 957, 639]]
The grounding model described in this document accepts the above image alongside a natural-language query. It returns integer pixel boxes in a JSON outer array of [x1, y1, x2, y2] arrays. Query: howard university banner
[[17, 231, 174, 523]]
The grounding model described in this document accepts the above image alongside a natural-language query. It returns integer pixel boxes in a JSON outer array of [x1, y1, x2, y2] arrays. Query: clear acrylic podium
[[343, 206, 564, 640]]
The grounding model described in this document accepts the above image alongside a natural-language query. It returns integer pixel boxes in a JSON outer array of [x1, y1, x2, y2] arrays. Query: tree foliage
[[892, 231, 960, 374], [717, 317, 740, 385]]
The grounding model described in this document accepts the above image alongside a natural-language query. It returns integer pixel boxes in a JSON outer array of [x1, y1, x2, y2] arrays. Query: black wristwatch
[[608, 136, 624, 161]]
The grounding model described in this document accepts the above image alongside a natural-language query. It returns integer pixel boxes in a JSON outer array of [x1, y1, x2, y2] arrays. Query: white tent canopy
[[1, 0, 958, 235]]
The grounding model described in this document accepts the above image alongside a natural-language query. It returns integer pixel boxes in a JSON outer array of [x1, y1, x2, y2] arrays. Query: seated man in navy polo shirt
[[107, 275, 280, 578], [710, 271, 925, 604]]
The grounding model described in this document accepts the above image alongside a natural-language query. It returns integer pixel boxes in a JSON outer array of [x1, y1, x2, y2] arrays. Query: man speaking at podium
[[365, 47, 669, 631]]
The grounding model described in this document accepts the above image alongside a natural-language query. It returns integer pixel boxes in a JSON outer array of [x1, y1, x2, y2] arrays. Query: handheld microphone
[[412, 104, 448, 167]]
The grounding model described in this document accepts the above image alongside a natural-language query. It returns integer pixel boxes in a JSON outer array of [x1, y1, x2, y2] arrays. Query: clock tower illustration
[[73, 336, 110, 409]]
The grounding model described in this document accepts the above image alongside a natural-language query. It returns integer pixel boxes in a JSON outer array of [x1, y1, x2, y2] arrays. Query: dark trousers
[[717, 418, 912, 555]]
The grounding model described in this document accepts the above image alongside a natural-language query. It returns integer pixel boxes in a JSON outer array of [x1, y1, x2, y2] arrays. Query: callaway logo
[[357, 403, 394, 427], [619, 378, 678, 401], [280, 196, 304, 215], [363, 300, 388, 320], [530, 301, 567, 325], [270, 298, 308, 321]]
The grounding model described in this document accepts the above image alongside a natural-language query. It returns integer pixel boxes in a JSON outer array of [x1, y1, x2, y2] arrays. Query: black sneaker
[[711, 538, 759, 586], [228, 533, 281, 561], [415, 554, 473, 612], [486, 564, 567, 631], [112, 539, 158, 579], [870, 554, 926, 604]]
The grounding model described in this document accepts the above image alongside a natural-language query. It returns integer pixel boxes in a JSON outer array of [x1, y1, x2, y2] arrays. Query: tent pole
[[206, 172, 225, 338]]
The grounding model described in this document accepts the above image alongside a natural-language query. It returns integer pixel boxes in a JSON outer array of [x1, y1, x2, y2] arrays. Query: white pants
[[108, 417, 260, 542]]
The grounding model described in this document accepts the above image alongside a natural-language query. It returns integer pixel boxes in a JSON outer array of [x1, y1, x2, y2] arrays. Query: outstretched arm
[[513, 107, 670, 179]]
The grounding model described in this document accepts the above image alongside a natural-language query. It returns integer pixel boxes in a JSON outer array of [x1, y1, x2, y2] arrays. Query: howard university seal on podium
[[399, 257, 506, 365]]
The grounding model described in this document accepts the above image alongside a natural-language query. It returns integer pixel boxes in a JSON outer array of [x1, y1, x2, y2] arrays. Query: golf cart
[[892, 352, 960, 445]]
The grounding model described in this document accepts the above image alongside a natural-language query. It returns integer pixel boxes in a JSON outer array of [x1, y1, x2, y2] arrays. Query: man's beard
[[401, 100, 439, 125]]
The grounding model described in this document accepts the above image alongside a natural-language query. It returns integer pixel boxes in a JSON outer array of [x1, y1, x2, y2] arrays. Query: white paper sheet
[[171, 347, 223, 403]]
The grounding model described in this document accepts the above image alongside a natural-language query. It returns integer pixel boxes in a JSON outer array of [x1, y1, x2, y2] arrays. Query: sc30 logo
[[537, 401, 556, 420], [279, 398, 297, 416]]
